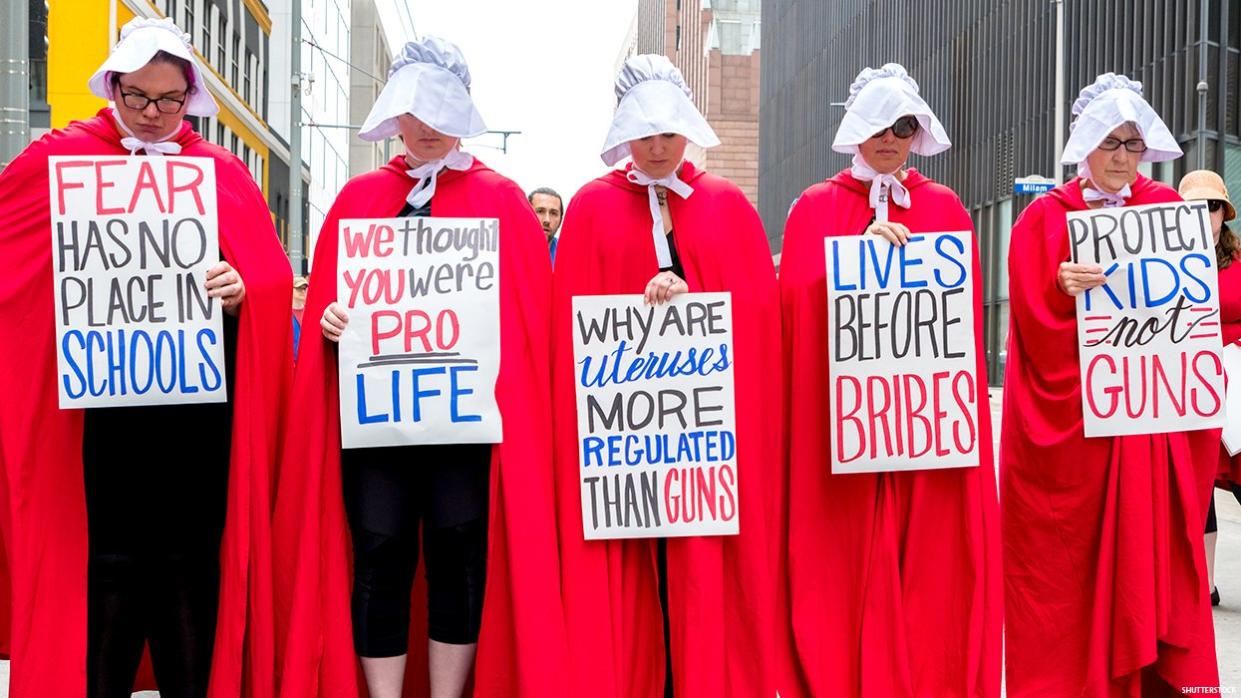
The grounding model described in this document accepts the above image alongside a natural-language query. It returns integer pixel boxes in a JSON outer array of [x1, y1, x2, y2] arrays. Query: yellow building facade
[[43, 0, 293, 231]]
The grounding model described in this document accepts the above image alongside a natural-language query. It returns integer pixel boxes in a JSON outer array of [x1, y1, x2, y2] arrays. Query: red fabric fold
[[0, 110, 291, 696], [550, 162, 788, 697], [779, 169, 1002, 697], [1217, 256, 1241, 484], [271, 155, 570, 698], [1000, 175, 1220, 696]]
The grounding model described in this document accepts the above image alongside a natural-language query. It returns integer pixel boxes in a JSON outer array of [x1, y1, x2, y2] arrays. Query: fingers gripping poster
[[826, 231, 981, 474], [337, 217, 502, 449], [49, 156, 227, 408], [572, 294, 739, 540], [1068, 201, 1226, 436]]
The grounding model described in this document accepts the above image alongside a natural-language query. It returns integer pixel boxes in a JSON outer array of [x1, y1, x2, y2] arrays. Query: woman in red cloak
[[779, 63, 1001, 697], [1177, 169, 1241, 608], [550, 54, 786, 698], [0, 17, 291, 698], [1002, 73, 1220, 696], [271, 37, 568, 698]]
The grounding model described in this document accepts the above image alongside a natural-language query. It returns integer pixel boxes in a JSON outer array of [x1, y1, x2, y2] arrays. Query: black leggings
[[82, 313, 235, 698], [1205, 483, 1241, 535], [342, 444, 491, 657], [82, 402, 231, 698]]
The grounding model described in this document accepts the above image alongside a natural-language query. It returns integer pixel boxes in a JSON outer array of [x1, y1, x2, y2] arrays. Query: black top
[[659, 230, 685, 279], [397, 200, 432, 218]]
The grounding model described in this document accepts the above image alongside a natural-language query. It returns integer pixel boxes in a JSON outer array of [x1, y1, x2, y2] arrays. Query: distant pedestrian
[[529, 186, 564, 262], [292, 275, 308, 361]]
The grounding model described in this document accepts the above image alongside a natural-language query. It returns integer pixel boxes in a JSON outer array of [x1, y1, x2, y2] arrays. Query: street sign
[[1014, 175, 1056, 195]]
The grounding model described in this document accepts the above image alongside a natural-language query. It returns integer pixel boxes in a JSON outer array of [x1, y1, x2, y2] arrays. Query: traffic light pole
[[1, 0, 31, 171]]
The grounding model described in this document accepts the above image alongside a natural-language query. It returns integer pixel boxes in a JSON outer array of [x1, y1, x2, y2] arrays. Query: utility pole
[[1052, 0, 1065, 183], [288, 0, 305, 273], [1197, 0, 1209, 170], [1, 0, 30, 171]]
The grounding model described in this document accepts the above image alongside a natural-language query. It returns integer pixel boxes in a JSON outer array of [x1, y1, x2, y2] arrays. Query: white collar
[[850, 154, 910, 222], [404, 149, 474, 208], [627, 165, 694, 268]]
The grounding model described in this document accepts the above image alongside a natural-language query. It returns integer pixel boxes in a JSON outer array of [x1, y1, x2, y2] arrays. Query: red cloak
[[1001, 175, 1220, 696], [1218, 254, 1241, 484], [0, 110, 291, 696], [271, 155, 569, 697], [550, 162, 787, 697], [778, 169, 1002, 697]]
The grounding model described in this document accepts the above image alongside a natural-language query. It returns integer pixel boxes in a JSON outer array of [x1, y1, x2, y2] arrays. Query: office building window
[[217, 15, 226, 70], [185, 0, 196, 44], [244, 50, 252, 104], [202, 6, 213, 64], [231, 34, 239, 85]]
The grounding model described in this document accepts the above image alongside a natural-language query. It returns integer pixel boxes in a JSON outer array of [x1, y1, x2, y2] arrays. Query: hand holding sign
[[205, 260, 245, 314], [321, 302, 349, 341], [864, 220, 913, 246], [1057, 261, 1108, 296], [644, 270, 688, 306]]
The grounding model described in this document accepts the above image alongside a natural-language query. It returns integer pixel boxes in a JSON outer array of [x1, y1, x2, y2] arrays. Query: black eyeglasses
[[119, 90, 187, 114], [1097, 136, 1147, 153], [1208, 200, 1226, 213], [871, 115, 920, 140]]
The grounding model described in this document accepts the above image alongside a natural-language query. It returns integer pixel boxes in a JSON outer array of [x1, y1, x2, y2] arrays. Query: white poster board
[[825, 231, 982, 473], [337, 216, 502, 448], [572, 293, 739, 539], [1222, 344, 1241, 456], [49, 156, 226, 408], [1068, 202, 1226, 437]]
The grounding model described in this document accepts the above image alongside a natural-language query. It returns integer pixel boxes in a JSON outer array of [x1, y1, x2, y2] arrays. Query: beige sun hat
[[1178, 169, 1236, 221]]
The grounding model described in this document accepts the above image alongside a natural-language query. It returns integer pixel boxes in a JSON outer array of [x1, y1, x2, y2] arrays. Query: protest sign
[[337, 216, 502, 448], [1068, 201, 1226, 437], [573, 293, 739, 539], [1219, 344, 1240, 456], [826, 231, 981, 473], [49, 156, 226, 408]]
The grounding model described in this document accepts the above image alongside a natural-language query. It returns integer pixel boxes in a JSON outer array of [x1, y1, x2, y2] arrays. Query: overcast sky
[[374, 0, 640, 204]]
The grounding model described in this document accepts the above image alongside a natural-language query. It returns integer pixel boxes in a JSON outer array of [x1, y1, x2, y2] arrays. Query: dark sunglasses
[[871, 115, 920, 140], [1097, 136, 1147, 153], [1208, 200, 1226, 213]]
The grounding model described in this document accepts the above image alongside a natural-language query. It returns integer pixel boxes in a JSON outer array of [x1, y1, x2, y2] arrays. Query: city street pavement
[[0, 391, 1236, 695]]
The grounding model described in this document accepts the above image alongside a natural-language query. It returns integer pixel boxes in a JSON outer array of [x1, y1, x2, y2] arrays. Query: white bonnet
[[832, 63, 951, 157]]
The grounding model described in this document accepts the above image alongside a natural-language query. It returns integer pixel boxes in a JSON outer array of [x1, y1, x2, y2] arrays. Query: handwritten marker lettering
[[49, 156, 226, 408], [337, 217, 503, 448], [825, 231, 981, 473], [1067, 201, 1226, 436], [572, 294, 740, 539]]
